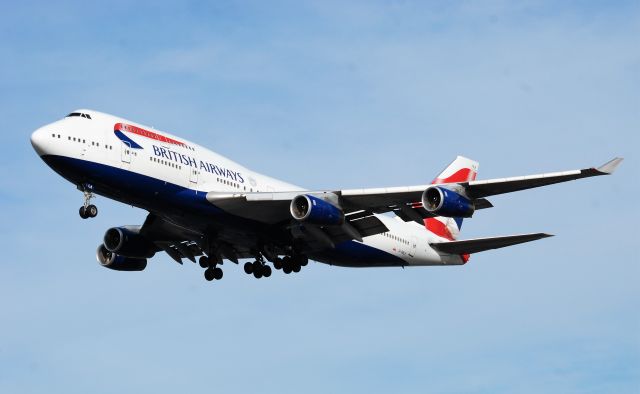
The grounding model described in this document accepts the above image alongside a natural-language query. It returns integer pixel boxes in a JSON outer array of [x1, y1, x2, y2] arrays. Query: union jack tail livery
[[425, 156, 479, 241]]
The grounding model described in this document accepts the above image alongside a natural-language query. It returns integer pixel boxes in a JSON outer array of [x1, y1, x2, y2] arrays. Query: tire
[[204, 268, 214, 281], [79, 206, 88, 219], [87, 204, 98, 217], [273, 258, 282, 270], [253, 270, 263, 279], [199, 256, 209, 269], [292, 264, 301, 273], [283, 266, 292, 274], [244, 262, 253, 274], [263, 265, 272, 277], [299, 256, 308, 266], [213, 267, 223, 280]]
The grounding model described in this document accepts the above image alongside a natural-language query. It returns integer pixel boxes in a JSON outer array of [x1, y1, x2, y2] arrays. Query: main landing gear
[[243, 254, 308, 279], [276, 255, 308, 274], [199, 255, 223, 282], [243, 258, 272, 279], [79, 187, 98, 219]]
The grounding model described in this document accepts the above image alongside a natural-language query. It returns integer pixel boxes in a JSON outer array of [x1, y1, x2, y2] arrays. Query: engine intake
[[103, 226, 156, 258], [96, 244, 147, 271], [422, 186, 475, 218], [290, 194, 344, 225]]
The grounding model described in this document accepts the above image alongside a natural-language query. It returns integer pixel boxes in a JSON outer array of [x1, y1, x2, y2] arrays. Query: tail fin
[[424, 156, 479, 240]]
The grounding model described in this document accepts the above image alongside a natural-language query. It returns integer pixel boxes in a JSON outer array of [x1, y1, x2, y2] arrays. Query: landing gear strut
[[78, 186, 98, 219]]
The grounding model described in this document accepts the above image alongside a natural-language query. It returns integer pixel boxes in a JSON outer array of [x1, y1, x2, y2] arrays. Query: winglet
[[596, 157, 624, 174]]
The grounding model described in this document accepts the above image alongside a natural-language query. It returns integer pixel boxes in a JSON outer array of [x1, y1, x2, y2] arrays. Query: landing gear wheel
[[292, 263, 301, 273], [204, 268, 214, 281], [263, 265, 272, 278], [283, 265, 292, 274], [253, 270, 263, 279], [79, 206, 89, 219], [86, 204, 98, 218], [213, 267, 223, 280], [199, 256, 209, 269], [273, 258, 282, 270], [299, 256, 308, 266], [244, 262, 254, 274]]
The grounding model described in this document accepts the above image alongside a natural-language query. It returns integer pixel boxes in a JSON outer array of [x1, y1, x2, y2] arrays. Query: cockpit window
[[67, 112, 92, 119]]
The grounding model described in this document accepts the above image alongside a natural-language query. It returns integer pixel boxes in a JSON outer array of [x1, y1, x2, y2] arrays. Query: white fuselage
[[31, 109, 463, 267]]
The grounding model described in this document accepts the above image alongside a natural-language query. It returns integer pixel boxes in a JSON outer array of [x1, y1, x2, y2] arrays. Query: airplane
[[30, 109, 623, 282]]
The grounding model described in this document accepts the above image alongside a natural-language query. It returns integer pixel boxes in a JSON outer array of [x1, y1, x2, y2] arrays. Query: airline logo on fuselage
[[153, 145, 245, 183], [114, 122, 245, 183], [114, 123, 188, 149]]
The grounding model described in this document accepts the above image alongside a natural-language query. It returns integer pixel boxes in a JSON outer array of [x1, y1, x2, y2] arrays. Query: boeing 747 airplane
[[30, 110, 622, 282]]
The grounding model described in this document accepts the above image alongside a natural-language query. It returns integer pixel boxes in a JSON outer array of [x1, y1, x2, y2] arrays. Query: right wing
[[207, 157, 622, 223], [204, 157, 621, 247], [462, 157, 624, 199]]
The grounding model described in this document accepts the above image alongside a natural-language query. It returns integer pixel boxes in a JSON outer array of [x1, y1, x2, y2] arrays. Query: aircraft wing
[[207, 157, 622, 226], [205, 157, 620, 249], [462, 157, 623, 199], [339, 157, 622, 206]]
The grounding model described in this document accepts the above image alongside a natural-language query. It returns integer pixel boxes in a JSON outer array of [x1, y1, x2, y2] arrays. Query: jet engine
[[422, 186, 475, 218], [103, 226, 156, 258], [290, 194, 344, 225], [96, 244, 147, 271]]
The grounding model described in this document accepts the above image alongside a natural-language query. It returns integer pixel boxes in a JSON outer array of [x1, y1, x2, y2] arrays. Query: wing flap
[[430, 233, 553, 255]]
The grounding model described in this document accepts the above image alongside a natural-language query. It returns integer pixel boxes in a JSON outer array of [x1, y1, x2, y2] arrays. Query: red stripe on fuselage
[[114, 123, 186, 147]]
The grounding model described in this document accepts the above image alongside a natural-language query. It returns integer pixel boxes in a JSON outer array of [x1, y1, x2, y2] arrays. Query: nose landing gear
[[79, 186, 98, 219]]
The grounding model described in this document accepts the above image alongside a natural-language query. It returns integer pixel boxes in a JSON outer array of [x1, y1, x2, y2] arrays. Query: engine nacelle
[[422, 186, 475, 218], [290, 194, 344, 225], [96, 244, 147, 271], [103, 226, 156, 258]]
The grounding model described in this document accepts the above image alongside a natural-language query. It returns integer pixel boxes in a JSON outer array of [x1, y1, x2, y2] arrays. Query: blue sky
[[1, 1, 639, 393]]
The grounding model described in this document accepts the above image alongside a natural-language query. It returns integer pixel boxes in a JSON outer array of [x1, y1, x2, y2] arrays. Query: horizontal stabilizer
[[430, 233, 553, 255]]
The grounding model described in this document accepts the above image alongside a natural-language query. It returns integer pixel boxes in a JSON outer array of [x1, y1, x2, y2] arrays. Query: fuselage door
[[409, 236, 418, 258], [189, 167, 198, 184], [121, 141, 132, 163]]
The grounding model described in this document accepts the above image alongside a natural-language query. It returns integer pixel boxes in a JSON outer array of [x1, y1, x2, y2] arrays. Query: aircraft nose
[[30, 127, 49, 156]]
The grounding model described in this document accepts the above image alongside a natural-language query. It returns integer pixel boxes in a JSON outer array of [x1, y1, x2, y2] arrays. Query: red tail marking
[[424, 218, 455, 241], [432, 168, 476, 184]]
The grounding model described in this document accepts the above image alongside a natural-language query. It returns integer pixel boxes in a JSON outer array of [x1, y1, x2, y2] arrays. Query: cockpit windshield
[[66, 112, 92, 119]]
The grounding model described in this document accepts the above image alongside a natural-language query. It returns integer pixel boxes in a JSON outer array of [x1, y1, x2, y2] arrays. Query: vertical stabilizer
[[425, 156, 479, 240]]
